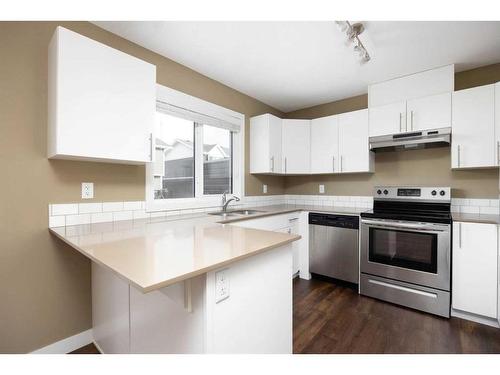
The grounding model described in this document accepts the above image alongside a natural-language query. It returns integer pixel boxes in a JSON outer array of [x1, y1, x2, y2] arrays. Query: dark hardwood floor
[[69, 343, 100, 354], [294, 277, 500, 354], [69, 277, 500, 354]]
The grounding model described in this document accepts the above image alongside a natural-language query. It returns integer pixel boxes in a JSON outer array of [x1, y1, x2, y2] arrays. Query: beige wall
[[1, 21, 499, 353], [283, 64, 500, 198], [0, 21, 284, 353]]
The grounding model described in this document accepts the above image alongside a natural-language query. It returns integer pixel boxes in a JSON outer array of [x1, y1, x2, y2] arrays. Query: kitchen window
[[146, 85, 244, 211]]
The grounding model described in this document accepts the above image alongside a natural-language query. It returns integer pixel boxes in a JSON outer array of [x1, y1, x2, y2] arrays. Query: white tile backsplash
[[78, 202, 102, 214], [65, 214, 91, 226], [113, 210, 134, 222], [49, 215, 65, 228], [51, 203, 79, 216], [102, 202, 124, 212], [91, 212, 113, 224], [48, 196, 500, 228], [123, 201, 143, 210]]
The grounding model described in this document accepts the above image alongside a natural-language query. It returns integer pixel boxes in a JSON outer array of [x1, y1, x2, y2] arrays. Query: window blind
[[156, 100, 241, 132]]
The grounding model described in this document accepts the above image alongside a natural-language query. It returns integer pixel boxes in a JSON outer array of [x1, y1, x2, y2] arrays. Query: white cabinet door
[[452, 222, 498, 319], [495, 82, 500, 167], [338, 109, 373, 173], [310, 115, 338, 173], [452, 84, 495, 169], [406, 92, 452, 132], [369, 101, 407, 136], [282, 119, 311, 174], [250, 114, 282, 174], [48, 27, 156, 164]]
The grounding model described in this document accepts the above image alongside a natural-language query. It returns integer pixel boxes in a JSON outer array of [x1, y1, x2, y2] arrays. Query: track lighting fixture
[[335, 21, 371, 63]]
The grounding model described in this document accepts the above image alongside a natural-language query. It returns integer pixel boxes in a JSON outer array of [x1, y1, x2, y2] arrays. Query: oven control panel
[[373, 186, 451, 202]]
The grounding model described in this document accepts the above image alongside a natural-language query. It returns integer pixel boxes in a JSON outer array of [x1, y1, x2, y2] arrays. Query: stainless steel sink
[[230, 209, 264, 215], [208, 209, 264, 217]]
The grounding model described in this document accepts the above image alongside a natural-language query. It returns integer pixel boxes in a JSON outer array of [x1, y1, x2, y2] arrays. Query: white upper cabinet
[[451, 84, 495, 169], [495, 82, 500, 167], [250, 114, 283, 174], [368, 65, 454, 137], [338, 109, 374, 173], [369, 101, 407, 137], [310, 115, 338, 173], [48, 27, 156, 164], [369, 65, 454, 108], [452, 221, 498, 319], [406, 92, 452, 132], [282, 119, 311, 174]]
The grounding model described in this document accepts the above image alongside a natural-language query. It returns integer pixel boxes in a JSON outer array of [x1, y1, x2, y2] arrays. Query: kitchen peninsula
[[50, 213, 300, 354]]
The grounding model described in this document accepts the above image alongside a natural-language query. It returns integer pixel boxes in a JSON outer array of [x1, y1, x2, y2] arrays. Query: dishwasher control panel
[[308, 213, 359, 229]]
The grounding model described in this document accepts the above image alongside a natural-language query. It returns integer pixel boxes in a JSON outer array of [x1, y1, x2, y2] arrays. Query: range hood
[[369, 127, 451, 152]]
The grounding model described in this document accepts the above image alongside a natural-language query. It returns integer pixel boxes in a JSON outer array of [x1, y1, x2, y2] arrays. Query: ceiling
[[94, 21, 500, 112]]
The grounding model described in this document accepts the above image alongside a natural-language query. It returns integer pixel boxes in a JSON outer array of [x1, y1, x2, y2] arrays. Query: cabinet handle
[[285, 157, 287, 174], [149, 133, 153, 161], [270, 156, 274, 172], [459, 222, 462, 248], [497, 141, 500, 165], [410, 110, 414, 131], [332, 156, 335, 172], [457, 145, 461, 167], [399, 113, 402, 133], [340, 155, 343, 172], [289, 217, 299, 222]]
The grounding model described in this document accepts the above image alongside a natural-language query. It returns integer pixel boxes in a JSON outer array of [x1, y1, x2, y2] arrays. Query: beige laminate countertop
[[50, 215, 298, 293], [452, 212, 500, 225], [49, 204, 364, 293]]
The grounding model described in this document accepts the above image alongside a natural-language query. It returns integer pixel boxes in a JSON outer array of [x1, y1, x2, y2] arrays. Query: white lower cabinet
[[92, 243, 293, 353], [452, 221, 498, 319], [231, 212, 303, 277]]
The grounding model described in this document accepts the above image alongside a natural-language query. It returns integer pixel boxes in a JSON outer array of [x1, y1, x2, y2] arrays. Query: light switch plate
[[81, 182, 94, 199], [215, 269, 230, 303], [263, 184, 268, 194], [319, 184, 325, 194]]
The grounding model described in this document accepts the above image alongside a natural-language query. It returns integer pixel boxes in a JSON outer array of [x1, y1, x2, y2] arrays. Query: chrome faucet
[[221, 191, 240, 212]]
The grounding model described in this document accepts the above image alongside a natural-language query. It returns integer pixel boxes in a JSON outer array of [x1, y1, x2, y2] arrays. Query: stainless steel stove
[[359, 186, 451, 317]]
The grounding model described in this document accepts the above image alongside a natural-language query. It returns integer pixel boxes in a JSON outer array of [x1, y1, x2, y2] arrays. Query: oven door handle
[[361, 219, 448, 232]]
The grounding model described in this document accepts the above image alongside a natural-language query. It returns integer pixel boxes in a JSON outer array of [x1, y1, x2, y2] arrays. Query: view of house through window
[[203, 125, 232, 195], [154, 112, 195, 199], [154, 111, 233, 199]]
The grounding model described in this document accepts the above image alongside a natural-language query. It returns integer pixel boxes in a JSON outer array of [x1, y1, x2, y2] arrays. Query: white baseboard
[[451, 309, 500, 328], [31, 329, 93, 354], [92, 340, 104, 354]]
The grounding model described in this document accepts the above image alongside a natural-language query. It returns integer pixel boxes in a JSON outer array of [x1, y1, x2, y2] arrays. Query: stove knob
[[431, 190, 437, 196], [383, 189, 388, 195], [440, 190, 446, 196], [377, 189, 382, 195]]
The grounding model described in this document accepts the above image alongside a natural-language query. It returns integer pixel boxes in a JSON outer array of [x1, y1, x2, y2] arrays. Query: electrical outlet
[[319, 184, 325, 194], [263, 184, 268, 194], [81, 182, 94, 199], [215, 269, 230, 303]]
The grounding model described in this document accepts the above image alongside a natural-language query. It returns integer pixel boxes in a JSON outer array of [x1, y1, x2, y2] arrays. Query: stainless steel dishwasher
[[309, 212, 360, 284]]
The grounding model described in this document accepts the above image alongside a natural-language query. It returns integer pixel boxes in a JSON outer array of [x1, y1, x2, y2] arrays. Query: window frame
[[146, 84, 244, 212]]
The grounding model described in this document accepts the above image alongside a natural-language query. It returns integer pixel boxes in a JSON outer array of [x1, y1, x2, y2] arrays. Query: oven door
[[360, 218, 450, 291]]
